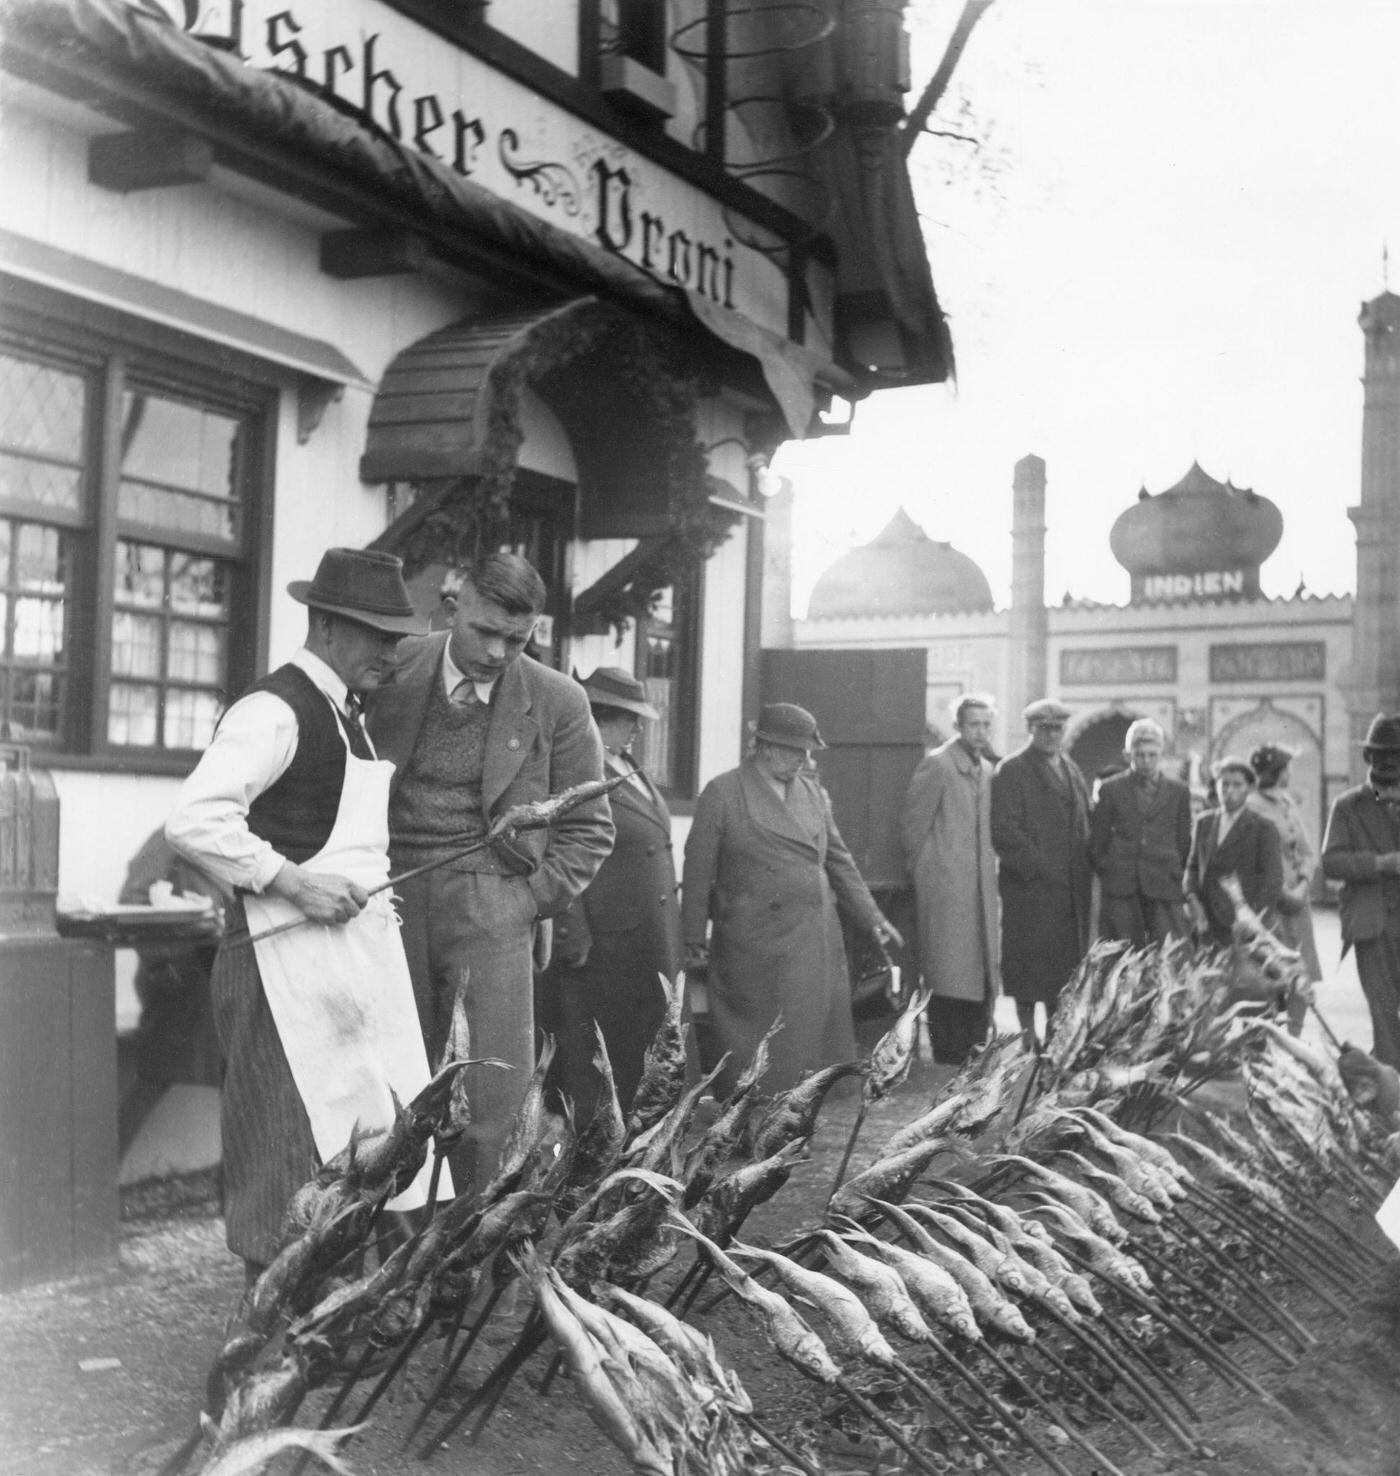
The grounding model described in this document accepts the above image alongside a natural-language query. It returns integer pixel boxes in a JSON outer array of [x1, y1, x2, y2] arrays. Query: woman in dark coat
[[990, 699, 1093, 1046], [681, 703, 901, 1096], [539, 667, 681, 1117]]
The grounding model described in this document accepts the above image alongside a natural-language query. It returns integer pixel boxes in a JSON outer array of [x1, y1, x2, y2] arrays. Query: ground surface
[[3, 911, 1397, 1476]]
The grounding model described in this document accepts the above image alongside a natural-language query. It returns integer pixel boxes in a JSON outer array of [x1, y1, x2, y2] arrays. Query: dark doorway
[[1070, 712, 1132, 787]]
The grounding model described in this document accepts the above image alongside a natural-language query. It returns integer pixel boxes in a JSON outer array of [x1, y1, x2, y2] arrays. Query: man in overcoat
[[900, 694, 1000, 1064], [539, 667, 681, 1118], [1321, 714, 1400, 1067], [1184, 756, 1283, 946], [990, 698, 1092, 1046], [366, 552, 613, 1185], [1090, 717, 1193, 946], [681, 703, 900, 1096]]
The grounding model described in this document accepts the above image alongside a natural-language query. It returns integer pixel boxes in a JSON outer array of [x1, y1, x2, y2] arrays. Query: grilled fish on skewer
[[750, 1061, 862, 1160], [827, 1136, 967, 1223], [626, 974, 690, 1138]]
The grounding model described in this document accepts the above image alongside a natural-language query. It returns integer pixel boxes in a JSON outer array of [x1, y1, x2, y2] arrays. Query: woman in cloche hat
[[537, 667, 681, 1118], [681, 702, 902, 1095]]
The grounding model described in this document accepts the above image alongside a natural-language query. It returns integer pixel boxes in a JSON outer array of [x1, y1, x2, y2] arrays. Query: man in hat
[[1322, 715, 1400, 1067], [1184, 756, 1283, 947], [166, 547, 440, 1276], [990, 698, 1093, 1046], [900, 694, 1000, 1067], [1089, 718, 1193, 947], [682, 702, 901, 1095], [366, 552, 613, 1184], [537, 667, 680, 1117]]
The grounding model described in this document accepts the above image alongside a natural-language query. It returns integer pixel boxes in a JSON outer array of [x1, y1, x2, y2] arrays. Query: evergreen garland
[[393, 300, 740, 631]]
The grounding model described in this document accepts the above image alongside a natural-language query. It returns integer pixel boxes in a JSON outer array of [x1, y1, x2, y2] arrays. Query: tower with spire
[[1347, 287, 1400, 772]]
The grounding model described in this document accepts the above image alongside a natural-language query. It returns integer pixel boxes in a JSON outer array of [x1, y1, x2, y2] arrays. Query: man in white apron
[[166, 547, 444, 1278]]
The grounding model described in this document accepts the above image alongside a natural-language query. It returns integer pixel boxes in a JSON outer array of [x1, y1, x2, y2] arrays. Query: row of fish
[[186, 930, 1394, 1476]]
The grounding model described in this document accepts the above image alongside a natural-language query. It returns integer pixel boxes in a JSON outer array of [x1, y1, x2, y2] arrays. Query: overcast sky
[[774, 0, 1400, 614]]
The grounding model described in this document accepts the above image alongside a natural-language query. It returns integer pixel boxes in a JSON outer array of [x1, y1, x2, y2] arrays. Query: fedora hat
[[288, 548, 426, 636], [581, 666, 658, 720], [1360, 714, 1400, 754], [753, 702, 825, 750]]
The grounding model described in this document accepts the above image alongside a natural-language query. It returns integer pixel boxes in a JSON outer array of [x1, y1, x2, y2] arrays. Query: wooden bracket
[[89, 130, 214, 193], [296, 380, 344, 445]]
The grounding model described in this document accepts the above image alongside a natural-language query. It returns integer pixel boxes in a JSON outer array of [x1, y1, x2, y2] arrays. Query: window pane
[[0, 453, 82, 511], [118, 480, 238, 541], [13, 597, 64, 662], [0, 352, 85, 460], [112, 611, 161, 678], [119, 390, 239, 498], [115, 541, 165, 607], [169, 554, 229, 619], [108, 682, 159, 747], [165, 688, 221, 750], [168, 620, 225, 683], [6, 667, 63, 741], [16, 522, 67, 593]]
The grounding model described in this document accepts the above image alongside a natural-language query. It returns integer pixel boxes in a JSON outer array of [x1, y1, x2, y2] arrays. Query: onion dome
[[807, 508, 994, 619], [1109, 463, 1282, 579]]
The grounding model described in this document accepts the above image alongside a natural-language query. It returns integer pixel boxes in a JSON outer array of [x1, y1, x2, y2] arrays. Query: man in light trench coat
[[900, 695, 1000, 1064]]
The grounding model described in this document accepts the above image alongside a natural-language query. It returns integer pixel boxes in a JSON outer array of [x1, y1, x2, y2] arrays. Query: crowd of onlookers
[[896, 695, 1400, 1078]]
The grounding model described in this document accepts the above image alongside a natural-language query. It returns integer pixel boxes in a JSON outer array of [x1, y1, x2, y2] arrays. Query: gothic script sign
[[1060, 647, 1177, 686], [1209, 642, 1326, 683], [141, 0, 786, 331]]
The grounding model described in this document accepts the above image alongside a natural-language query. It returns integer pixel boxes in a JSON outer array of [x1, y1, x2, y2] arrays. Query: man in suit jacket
[[538, 667, 681, 1119], [1090, 718, 1193, 946], [1321, 713, 1400, 1067], [1184, 756, 1283, 946], [990, 698, 1093, 1046], [366, 552, 613, 1184]]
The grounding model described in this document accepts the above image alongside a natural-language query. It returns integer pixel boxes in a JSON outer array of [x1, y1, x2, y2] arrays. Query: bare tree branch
[[900, 0, 996, 159]]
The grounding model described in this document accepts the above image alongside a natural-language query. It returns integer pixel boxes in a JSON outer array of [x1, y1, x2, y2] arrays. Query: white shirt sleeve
[[164, 690, 301, 894]]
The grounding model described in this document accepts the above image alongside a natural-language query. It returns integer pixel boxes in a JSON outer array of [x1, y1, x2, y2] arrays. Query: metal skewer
[[221, 773, 627, 951]]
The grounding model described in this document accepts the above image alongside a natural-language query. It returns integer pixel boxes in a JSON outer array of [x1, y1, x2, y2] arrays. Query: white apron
[[243, 715, 449, 1209]]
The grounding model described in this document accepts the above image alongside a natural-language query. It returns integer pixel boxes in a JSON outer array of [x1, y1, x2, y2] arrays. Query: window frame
[[633, 566, 702, 803], [0, 281, 279, 774]]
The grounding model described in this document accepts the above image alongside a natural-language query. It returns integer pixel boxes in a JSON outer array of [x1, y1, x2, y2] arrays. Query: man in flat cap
[[990, 698, 1092, 1047], [1322, 714, 1400, 1067], [166, 548, 441, 1277]]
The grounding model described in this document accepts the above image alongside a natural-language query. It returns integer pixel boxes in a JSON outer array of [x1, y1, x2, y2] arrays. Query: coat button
[[646, 846, 656, 856], [770, 900, 781, 910]]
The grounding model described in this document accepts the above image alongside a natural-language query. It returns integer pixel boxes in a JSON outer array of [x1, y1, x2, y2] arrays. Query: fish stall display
[[164, 915, 1398, 1476]]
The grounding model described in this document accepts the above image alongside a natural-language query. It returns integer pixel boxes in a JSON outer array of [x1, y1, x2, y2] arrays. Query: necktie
[[343, 693, 372, 759], [451, 679, 479, 710]]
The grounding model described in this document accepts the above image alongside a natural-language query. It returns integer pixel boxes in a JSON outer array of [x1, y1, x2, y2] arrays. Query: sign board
[[1060, 647, 1178, 686], [142, 0, 787, 333], [1134, 568, 1257, 603], [1209, 642, 1326, 683]]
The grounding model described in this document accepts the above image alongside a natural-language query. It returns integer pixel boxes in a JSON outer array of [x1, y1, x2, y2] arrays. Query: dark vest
[[241, 664, 359, 864]]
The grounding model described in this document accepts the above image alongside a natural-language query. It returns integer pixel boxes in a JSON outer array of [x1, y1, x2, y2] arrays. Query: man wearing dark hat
[[1184, 756, 1283, 946], [1322, 715, 1400, 1067], [682, 702, 901, 1095], [166, 548, 441, 1275], [537, 667, 680, 1117], [366, 552, 612, 1184], [990, 698, 1093, 1046]]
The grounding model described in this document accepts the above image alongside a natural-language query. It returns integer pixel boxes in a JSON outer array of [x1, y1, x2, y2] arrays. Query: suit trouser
[[395, 867, 538, 1193], [925, 995, 991, 1065], [1354, 928, 1400, 1069], [1099, 893, 1187, 948]]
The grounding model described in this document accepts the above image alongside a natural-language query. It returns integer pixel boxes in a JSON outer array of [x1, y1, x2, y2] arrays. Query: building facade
[[770, 458, 1355, 852], [0, 0, 951, 956]]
